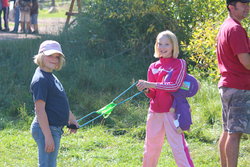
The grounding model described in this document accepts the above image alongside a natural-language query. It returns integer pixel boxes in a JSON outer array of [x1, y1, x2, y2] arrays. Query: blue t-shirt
[[30, 67, 70, 126]]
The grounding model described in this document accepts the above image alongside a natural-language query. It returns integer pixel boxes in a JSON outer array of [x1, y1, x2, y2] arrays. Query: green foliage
[[0, 39, 39, 117], [181, 0, 227, 80], [129, 125, 146, 140], [69, 0, 220, 60], [182, 20, 222, 80], [65, 0, 229, 82]]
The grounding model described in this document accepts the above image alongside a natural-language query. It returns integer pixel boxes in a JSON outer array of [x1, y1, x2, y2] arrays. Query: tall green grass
[[1, 80, 250, 166]]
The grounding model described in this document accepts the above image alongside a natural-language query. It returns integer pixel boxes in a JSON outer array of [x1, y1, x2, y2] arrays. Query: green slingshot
[[95, 102, 117, 118], [68, 82, 144, 129]]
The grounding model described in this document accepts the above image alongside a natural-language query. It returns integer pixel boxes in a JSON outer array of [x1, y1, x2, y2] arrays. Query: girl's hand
[[136, 80, 155, 91], [68, 120, 79, 134], [45, 135, 55, 153], [136, 80, 147, 91], [68, 111, 79, 133]]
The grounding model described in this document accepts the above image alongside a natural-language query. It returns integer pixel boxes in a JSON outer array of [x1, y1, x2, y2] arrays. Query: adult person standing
[[10, 0, 20, 33], [0, 0, 2, 22], [0, 0, 10, 31], [16, 0, 32, 33], [216, 0, 250, 167], [0, 0, 3, 31], [30, 0, 39, 34]]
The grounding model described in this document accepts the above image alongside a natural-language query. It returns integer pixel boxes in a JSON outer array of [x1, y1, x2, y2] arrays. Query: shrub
[[182, 20, 222, 81]]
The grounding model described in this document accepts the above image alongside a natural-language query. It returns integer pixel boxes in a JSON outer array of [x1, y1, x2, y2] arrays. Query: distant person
[[216, 0, 250, 167], [136, 30, 194, 167], [16, 0, 32, 33], [29, 0, 39, 34], [0, 1, 2, 22], [30, 40, 79, 167], [0, 0, 10, 31], [10, 0, 20, 33]]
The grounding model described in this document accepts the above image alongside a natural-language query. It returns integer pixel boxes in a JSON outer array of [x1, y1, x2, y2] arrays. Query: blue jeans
[[31, 14, 38, 25], [13, 6, 20, 31], [31, 122, 63, 167], [0, 7, 9, 29]]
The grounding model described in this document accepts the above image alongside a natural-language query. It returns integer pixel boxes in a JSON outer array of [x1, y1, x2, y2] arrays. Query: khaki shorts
[[20, 11, 30, 22], [219, 87, 250, 134]]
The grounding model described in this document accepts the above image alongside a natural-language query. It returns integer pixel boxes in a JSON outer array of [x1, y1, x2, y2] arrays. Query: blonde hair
[[154, 30, 179, 58], [33, 53, 65, 71]]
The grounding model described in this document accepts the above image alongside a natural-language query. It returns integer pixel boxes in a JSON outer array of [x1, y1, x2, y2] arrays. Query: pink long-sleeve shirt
[[145, 58, 187, 113]]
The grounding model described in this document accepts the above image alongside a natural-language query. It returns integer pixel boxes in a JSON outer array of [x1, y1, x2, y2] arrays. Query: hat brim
[[43, 50, 65, 57]]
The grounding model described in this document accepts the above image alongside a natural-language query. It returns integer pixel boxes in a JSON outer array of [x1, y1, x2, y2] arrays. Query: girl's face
[[157, 36, 173, 58], [42, 53, 61, 72]]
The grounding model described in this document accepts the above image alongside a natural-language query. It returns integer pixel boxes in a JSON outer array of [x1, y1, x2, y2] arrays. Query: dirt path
[[0, 18, 66, 40]]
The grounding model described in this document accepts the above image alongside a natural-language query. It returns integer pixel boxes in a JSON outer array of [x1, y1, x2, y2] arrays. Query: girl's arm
[[137, 65, 156, 98], [145, 66, 157, 98], [137, 59, 186, 92], [35, 100, 55, 153], [156, 59, 186, 92]]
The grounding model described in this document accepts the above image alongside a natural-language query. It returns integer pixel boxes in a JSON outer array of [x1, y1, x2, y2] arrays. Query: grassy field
[[1, 82, 250, 167], [1, 125, 250, 166], [38, 3, 69, 19]]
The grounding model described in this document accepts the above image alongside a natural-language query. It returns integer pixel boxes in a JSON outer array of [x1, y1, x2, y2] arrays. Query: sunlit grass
[[39, 8, 68, 19], [38, 1, 73, 19], [1, 122, 250, 166]]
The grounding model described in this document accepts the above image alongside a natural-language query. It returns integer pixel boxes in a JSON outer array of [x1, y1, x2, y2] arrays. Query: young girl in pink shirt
[[136, 30, 194, 167]]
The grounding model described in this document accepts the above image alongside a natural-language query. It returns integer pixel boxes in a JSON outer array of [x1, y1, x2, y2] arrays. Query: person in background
[[0, 0, 10, 31], [0, 0, 2, 27], [10, 0, 20, 33], [30, 40, 79, 167], [216, 0, 250, 167], [136, 30, 194, 167], [16, 0, 32, 33], [29, 0, 38, 34]]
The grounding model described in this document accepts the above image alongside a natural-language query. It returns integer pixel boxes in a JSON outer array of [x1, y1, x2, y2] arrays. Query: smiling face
[[157, 35, 173, 58], [41, 53, 62, 72]]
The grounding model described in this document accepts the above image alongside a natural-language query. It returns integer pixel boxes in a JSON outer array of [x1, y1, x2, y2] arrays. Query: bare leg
[[34, 24, 39, 32], [20, 21, 24, 32], [31, 24, 39, 34], [219, 131, 228, 167], [27, 22, 31, 33], [226, 132, 242, 167]]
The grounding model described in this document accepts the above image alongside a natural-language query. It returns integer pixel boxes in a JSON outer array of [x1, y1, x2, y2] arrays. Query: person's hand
[[44, 135, 55, 153], [68, 120, 79, 134], [137, 80, 153, 91]]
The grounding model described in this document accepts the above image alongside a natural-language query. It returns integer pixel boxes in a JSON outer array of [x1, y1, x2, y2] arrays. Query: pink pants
[[142, 111, 194, 167]]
